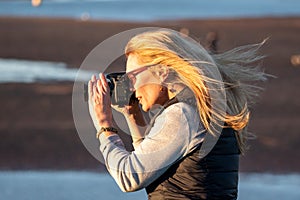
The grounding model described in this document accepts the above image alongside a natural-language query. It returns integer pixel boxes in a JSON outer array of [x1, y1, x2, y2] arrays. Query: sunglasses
[[126, 63, 157, 89]]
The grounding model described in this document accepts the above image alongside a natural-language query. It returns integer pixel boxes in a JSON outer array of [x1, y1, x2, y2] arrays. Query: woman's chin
[[141, 104, 150, 112]]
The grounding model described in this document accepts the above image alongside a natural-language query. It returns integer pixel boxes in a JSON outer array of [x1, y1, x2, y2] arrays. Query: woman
[[88, 29, 267, 199]]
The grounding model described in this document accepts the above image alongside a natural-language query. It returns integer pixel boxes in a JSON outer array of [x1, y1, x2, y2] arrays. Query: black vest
[[146, 128, 240, 200]]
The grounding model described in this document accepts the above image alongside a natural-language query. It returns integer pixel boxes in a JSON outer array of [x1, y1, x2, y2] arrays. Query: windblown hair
[[125, 29, 268, 152]]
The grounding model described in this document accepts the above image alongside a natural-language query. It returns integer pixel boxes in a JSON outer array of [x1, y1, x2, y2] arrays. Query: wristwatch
[[96, 127, 118, 139]]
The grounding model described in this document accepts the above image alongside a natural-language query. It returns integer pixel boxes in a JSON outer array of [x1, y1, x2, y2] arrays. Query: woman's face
[[126, 54, 168, 111]]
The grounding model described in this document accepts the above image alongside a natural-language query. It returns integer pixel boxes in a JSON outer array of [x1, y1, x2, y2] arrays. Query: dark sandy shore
[[0, 17, 299, 172]]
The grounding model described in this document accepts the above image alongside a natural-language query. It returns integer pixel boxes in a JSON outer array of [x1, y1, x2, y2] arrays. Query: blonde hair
[[125, 29, 268, 152]]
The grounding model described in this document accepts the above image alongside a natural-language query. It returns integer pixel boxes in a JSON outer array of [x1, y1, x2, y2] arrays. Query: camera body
[[84, 72, 134, 106]]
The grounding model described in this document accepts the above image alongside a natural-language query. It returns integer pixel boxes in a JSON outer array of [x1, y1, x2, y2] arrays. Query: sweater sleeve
[[99, 103, 205, 192]]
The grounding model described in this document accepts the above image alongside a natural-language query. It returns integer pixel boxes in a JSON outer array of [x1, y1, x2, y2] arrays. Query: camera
[[84, 72, 135, 106]]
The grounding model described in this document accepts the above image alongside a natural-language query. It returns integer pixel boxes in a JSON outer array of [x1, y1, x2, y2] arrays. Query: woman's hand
[[112, 96, 148, 147], [88, 73, 113, 131], [112, 94, 147, 127]]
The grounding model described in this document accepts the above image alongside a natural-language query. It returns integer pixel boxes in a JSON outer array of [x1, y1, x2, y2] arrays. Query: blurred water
[[0, 171, 299, 200], [1, 0, 300, 21], [0, 58, 96, 83], [239, 173, 300, 200], [0, 171, 147, 200]]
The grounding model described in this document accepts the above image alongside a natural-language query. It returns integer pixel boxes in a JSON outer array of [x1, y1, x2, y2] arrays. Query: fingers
[[89, 73, 110, 105], [92, 74, 96, 82], [93, 73, 109, 94], [95, 79, 105, 98], [91, 75, 102, 97], [97, 79, 102, 93], [99, 73, 109, 93], [89, 74, 97, 101], [88, 80, 93, 99], [99, 73, 106, 84], [93, 81, 100, 104], [111, 104, 130, 116], [89, 74, 102, 97]]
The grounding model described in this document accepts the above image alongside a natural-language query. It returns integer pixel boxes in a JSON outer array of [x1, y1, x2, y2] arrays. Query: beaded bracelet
[[96, 127, 118, 139]]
